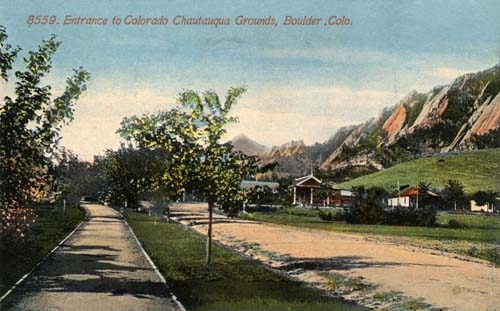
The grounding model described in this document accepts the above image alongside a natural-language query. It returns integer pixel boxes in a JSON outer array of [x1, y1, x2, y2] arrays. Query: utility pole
[[397, 178, 401, 207], [416, 168, 420, 209]]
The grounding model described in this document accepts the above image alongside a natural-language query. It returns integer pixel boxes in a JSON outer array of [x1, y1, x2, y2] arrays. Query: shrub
[[346, 186, 387, 224], [318, 210, 345, 222], [345, 186, 437, 227], [384, 206, 437, 227], [467, 246, 479, 257], [447, 219, 465, 228], [333, 211, 345, 221], [318, 210, 333, 221]]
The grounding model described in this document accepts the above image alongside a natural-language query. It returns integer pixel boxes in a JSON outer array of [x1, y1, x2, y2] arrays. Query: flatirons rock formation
[[261, 64, 500, 178]]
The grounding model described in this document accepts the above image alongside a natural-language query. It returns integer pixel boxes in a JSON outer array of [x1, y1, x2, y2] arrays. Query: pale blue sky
[[1, 0, 499, 159]]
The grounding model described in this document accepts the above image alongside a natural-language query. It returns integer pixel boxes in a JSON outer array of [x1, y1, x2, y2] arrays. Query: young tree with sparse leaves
[[118, 87, 256, 268], [0, 25, 90, 238]]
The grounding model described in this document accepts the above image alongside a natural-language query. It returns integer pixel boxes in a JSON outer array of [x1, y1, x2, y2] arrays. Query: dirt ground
[[172, 203, 500, 311], [1, 204, 179, 311]]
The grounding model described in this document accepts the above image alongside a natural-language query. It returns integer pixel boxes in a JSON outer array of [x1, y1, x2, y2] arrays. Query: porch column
[[293, 186, 296, 205], [310, 188, 314, 205], [326, 193, 330, 206]]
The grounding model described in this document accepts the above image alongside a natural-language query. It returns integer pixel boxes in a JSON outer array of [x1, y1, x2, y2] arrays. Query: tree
[[0, 25, 90, 238], [417, 181, 432, 208], [94, 145, 167, 206], [246, 185, 276, 209], [472, 190, 498, 212], [0, 25, 20, 81], [119, 87, 256, 268], [51, 149, 96, 208], [347, 186, 387, 224], [441, 179, 467, 210]]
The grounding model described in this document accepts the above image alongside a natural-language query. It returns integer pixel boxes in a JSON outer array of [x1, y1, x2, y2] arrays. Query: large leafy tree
[[94, 145, 168, 206], [50, 148, 103, 207], [0, 25, 90, 238], [119, 87, 256, 268], [347, 186, 387, 224]]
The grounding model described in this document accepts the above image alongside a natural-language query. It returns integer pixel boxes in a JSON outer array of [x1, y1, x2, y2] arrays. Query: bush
[[345, 186, 437, 227], [318, 210, 345, 222], [384, 206, 437, 227], [447, 219, 465, 228], [333, 211, 345, 221], [318, 210, 333, 221], [244, 205, 278, 213], [346, 186, 387, 224]]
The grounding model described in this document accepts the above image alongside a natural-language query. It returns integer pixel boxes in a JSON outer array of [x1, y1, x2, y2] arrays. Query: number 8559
[[27, 16, 57, 26]]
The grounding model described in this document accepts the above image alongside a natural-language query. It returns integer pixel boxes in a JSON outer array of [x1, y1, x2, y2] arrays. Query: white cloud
[[225, 85, 401, 147], [58, 82, 398, 160], [60, 86, 176, 160]]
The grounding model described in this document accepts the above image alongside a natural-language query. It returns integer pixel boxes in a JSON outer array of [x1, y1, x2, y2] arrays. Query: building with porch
[[292, 174, 353, 207], [292, 174, 322, 205]]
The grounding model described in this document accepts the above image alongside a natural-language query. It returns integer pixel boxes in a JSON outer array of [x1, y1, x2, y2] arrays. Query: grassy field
[[241, 208, 500, 265], [125, 212, 364, 311], [0, 206, 84, 296], [339, 149, 500, 194], [242, 208, 500, 242]]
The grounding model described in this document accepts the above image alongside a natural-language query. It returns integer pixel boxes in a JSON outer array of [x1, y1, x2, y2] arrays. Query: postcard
[[0, 1, 499, 310]]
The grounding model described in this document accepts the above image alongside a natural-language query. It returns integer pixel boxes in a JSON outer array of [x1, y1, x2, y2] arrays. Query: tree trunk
[[206, 200, 214, 270], [166, 200, 170, 223]]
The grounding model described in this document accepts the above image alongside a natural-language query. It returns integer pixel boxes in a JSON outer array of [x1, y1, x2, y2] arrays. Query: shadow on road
[[278, 256, 453, 272], [9, 243, 168, 299]]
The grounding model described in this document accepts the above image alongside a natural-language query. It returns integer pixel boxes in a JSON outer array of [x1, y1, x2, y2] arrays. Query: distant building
[[470, 200, 494, 213], [240, 180, 280, 192], [292, 174, 353, 207], [388, 185, 440, 208]]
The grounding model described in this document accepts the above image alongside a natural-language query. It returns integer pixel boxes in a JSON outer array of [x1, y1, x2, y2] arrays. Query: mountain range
[[229, 134, 268, 156], [233, 64, 500, 180]]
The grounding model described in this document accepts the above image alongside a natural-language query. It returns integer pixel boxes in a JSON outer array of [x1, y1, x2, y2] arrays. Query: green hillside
[[339, 149, 500, 194]]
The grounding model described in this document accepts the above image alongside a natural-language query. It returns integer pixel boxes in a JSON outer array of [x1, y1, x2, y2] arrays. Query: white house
[[470, 200, 494, 213], [388, 185, 440, 208]]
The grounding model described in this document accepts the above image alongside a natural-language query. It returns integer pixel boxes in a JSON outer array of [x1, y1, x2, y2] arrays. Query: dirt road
[[1, 204, 179, 311], [172, 203, 500, 311]]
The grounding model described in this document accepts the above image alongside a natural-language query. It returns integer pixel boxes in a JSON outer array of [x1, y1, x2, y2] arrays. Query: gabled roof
[[398, 185, 440, 197], [293, 174, 322, 186]]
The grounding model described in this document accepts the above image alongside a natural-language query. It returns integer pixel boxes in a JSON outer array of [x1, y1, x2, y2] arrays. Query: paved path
[[1, 204, 179, 311]]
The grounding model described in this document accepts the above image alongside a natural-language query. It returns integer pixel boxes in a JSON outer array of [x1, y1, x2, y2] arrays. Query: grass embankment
[[125, 212, 363, 311], [241, 209, 500, 265], [339, 149, 500, 194], [0, 206, 84, 296]]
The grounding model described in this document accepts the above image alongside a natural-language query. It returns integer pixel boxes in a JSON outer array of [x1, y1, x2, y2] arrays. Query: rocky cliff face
[[262, 64, 500, 178]]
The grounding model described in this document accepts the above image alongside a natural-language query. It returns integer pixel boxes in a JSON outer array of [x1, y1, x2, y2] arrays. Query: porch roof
[[293, 174, 322, 187]]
